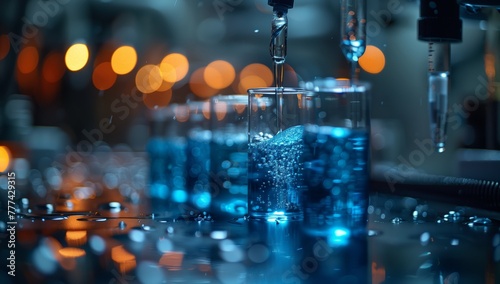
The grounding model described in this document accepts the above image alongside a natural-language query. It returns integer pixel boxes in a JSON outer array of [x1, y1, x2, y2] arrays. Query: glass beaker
[[301, 78, 370, 239], [247, 87, 307, 221]]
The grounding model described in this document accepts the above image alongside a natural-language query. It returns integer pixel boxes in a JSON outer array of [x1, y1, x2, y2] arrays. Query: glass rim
[[211, 94, 248, 103], [247, 87, 305, 95], [300, 77, 370, 93]]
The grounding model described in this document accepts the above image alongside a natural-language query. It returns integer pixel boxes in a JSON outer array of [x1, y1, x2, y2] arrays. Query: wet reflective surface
[[1, 154, 500, 283]]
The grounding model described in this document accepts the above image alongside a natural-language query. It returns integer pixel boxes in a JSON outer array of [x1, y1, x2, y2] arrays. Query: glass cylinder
[[146, 104, 189, 217], [301, 78, 370, 240], [247, 87, 308, 221], [209, 95, 249, 220]]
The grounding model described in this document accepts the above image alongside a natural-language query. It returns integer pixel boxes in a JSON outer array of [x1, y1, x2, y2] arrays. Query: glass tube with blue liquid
[[300, 78, 370, 243], [247, 87, 307, 222]]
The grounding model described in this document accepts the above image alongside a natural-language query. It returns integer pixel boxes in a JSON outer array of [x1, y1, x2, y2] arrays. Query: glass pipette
[[340, 0, 366, 85], [428, 42, 450, 153], [268, 0, 293, 132]]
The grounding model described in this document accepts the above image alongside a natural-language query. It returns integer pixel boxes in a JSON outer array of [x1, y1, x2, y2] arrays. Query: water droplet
[[210, 231, 228, 240], [167, 226, 174, 234], [77, 217, 108, 222], [367, 230, 382, 237], [420, 232, 430, 245], [443, 210, 463, 223], [99, 201, 125, 213], [467, 217, 492, 232], [35, 203, 54, 213], [391, 217, 404, 224], [154, 218, 172, 223], [118, 221, 127, 229], [418, 260, 433, 270], [22, 214, 68, 221], [468, 217, 492, 227], [136, 224, 155, 231]]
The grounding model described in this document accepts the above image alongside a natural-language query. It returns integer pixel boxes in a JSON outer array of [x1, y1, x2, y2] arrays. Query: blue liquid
[[186, 130, 211, 211], [248, 125, 305, 219], [302, 125, 369, 238], [210, 133, 248, 219], [147, 137, 187, 215], [341, 39, 365, 62], [147, 137, 187, 199]]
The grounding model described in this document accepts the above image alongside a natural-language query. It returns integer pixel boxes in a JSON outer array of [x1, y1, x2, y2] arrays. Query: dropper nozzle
[[268, 0, 294, 132]]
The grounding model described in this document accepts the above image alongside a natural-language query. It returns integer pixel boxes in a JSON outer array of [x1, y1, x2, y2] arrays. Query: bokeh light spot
[[143, 89, 172, 109], [136, 64, 163, 94], [17, 46, 39, 74], [42, 52, 65, 83], [58, 247, 86, 258], [204, 60, 235, 89], [65, 43, 89, 71], [92, 62, 117, 90], [359, 45, 385, 74], [0, 146, 11, 172], [160, 53, 189, 83], [189, 67, 218, 99], [111, 45, 137, 75], [237, 63, 273, 93]]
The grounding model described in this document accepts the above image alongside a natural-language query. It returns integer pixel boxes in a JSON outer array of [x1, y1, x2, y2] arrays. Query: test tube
[[340, 0, 367, 84], [428, 42, 450, 153]]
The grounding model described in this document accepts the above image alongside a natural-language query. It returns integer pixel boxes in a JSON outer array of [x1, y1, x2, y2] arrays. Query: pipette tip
[[436, 143, 445, 153]]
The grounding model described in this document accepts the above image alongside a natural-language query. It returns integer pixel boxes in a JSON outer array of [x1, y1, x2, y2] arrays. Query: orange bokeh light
[[204, 60, 235, 89], [237, 63, 273, 93], [359, 45, 385, 74], [0, 34, 10, 60], [135, 64, 163, 94], [214, 101, 227, 121], [189, 67, 218, 99], [65, 43, 89, 72], [59, 247, 86, 258], [17, 46, 39, 74], [143, 89, 172, 109], [0, 146, 11, 172], [111, 45, 137, 75], [65, 231, 87, 247], [42, 52, 65, 83], [160, 53, 189, 83], [92, 62, 117, 90], [159, 252, 184, 270], [111, 246, 136, 274]]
